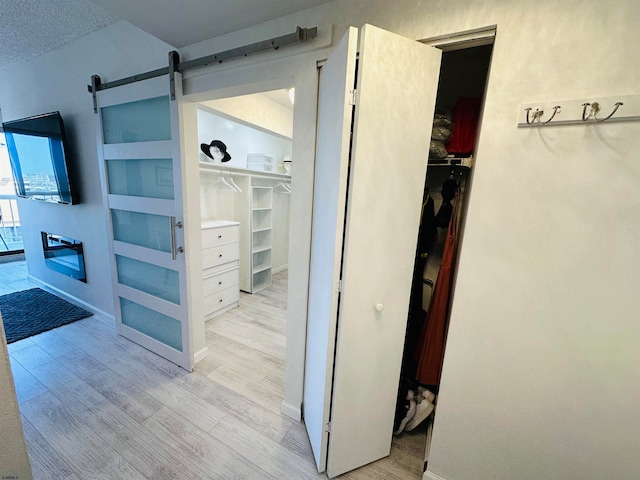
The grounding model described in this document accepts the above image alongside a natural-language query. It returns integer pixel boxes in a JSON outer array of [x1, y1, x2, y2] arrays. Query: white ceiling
[[0, 0, 333, 70]]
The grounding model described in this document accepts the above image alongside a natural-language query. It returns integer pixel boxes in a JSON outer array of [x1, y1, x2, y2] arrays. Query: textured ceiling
[[91, 0, 334, 48], [0, 0, 334, 71], [0, 0, 118, 70]]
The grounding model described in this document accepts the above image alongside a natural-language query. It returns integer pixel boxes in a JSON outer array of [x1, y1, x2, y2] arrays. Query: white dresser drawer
[[202, 243, 239, 270], [203, 267, 239, 297], [203, 285, 240, 317], [202, 225, 239, 249]]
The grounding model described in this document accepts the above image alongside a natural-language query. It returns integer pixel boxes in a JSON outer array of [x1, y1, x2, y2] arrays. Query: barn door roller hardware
[[88, 26, 318, 112]]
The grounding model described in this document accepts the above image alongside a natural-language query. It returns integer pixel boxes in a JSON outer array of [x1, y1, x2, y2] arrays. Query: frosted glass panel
[[102, 96, 171, 144], [120, 298, 182, 351], [111, 209, 171, 252], [116, 255, 180, 304], [107, 158, 174, 199]]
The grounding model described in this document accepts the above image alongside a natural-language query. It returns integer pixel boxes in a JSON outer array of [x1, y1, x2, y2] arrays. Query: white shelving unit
[[250, 186, 273, 293]]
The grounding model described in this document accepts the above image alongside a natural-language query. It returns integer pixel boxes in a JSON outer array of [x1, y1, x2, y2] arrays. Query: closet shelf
[[252, 245, 271, 254], [252, 264, 271, 274], [428, 156, 473, 168]]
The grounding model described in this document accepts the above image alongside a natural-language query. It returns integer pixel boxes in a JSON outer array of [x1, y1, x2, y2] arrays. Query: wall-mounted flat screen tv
[[2, 111, 78, 204]]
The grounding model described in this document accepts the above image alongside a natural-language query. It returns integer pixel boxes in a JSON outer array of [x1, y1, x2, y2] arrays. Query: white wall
[[202, 91, 294, 139], [0, 21, 175, 316], [180, 1, 640, 479], [0, 317, 32, 479]]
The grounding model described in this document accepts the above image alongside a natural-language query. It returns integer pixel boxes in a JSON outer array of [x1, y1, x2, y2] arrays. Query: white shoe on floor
[[417, 386, 436, 404], [394, 390, 417, 435], [404, 397, 434, 432]]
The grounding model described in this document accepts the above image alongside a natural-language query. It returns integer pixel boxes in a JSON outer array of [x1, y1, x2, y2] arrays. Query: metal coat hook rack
[[525, 105, 561, 125], [581, 101, 624, 122], [518, 94, 638, 127]]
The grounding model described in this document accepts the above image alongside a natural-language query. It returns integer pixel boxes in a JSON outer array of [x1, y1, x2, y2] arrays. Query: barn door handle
[[170, 216, 184, 260]]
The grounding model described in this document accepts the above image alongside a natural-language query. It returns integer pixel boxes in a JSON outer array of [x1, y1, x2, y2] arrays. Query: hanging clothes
[[447, 96, 481, 156], [414, 189, 460, 386], [400, 192, 437, 380]]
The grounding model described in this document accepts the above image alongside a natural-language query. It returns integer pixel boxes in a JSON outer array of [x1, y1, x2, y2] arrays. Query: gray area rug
[[0, 288, 93, 343]]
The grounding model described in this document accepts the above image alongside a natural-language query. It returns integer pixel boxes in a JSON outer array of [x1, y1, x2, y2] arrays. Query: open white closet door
[[304, 24, 442, 477], [94, 73, 194, 371]]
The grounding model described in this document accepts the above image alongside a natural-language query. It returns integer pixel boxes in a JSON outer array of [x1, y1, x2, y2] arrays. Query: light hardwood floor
[[1, 261, 427, 479]]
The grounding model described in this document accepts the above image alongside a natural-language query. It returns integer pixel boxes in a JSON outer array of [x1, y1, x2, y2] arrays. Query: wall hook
[[525, 105, 561, 125], [582, 101, 624, 122]]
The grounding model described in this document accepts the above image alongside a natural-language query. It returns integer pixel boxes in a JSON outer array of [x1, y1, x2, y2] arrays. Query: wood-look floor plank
[[208, 413, 323, 480], [10, 344, 107, 412], [106, 353, 227, 432], [41, 317, 130, 364], [195, 337, 272, 382], [280, 419, 317, 461], [206, 320, 286, 360], [8, 356, 47, 404], [20, 392, 146, 480], [260, 369, 285, 394], [223, 302, 287, 335], [21, 416, 75, 480], [340, 463, 407, 480], [206, 365, 283, 415], [28, 327, 78, 358], [57, 349, 164, 423], [6, 337, 34, 354], [82, 400, 212, 480], [143, 407, 279, 480], [393, 427, 429, 458], [206, 329, 284, 370], [204, 316, 285, 356], [127, 347, 294, 442]]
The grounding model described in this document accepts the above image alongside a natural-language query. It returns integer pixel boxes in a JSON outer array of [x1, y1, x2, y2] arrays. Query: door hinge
[[349, 89, 357, 106], [337, 280, 343, 293], [324, 422, 332, 432]]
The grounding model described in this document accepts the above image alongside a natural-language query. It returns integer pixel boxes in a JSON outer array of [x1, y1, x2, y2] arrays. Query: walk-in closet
[[392, 42, 494, 474]]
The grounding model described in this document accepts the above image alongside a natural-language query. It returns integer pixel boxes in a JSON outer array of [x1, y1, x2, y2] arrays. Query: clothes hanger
[[226, 175, 242, 192], [275, 182, 291, 194], [209, 174, 236, 192]]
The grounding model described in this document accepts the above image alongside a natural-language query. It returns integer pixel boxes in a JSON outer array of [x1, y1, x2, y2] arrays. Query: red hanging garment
[[447, 97, 481, 155], [414, 191, 459, 386]]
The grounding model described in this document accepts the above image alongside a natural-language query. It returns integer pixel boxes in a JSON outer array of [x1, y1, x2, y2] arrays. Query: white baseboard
[[280, 400, 301, 421], [424, 471, 448, 480], [28, 276, 114, 321], [272, 265, 288, 274], [194, 346, 209, 364]]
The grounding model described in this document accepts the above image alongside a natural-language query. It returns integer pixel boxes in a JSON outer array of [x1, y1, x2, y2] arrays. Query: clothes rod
[[200, 163, 291, 181], [88, 26, 317, 94]]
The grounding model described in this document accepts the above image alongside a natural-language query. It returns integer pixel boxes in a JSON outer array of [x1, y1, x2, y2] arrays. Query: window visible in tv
[[2, 111, 78, 204]]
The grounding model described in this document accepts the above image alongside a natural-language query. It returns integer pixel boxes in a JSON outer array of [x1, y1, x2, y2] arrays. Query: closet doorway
[[394, 40, 494, 475], [190, 87, 294, 415]]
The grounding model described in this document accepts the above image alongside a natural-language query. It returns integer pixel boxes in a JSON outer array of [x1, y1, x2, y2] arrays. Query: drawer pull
[[219, 281, 223, 285], [219, 298, 223, 303], [219, 254, 223, 258], [218, 235, 222, 239]]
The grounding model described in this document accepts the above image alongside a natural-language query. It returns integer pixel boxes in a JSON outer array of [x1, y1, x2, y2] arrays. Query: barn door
[[94, 73, 195, 371], [304, 24, 442, 477]]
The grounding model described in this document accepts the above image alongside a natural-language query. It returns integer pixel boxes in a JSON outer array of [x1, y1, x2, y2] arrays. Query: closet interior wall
[[393, 43, 493, 472]]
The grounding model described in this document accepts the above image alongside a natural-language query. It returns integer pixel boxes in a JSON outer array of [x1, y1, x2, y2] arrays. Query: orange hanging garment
[[415, 191, 459, 386]]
